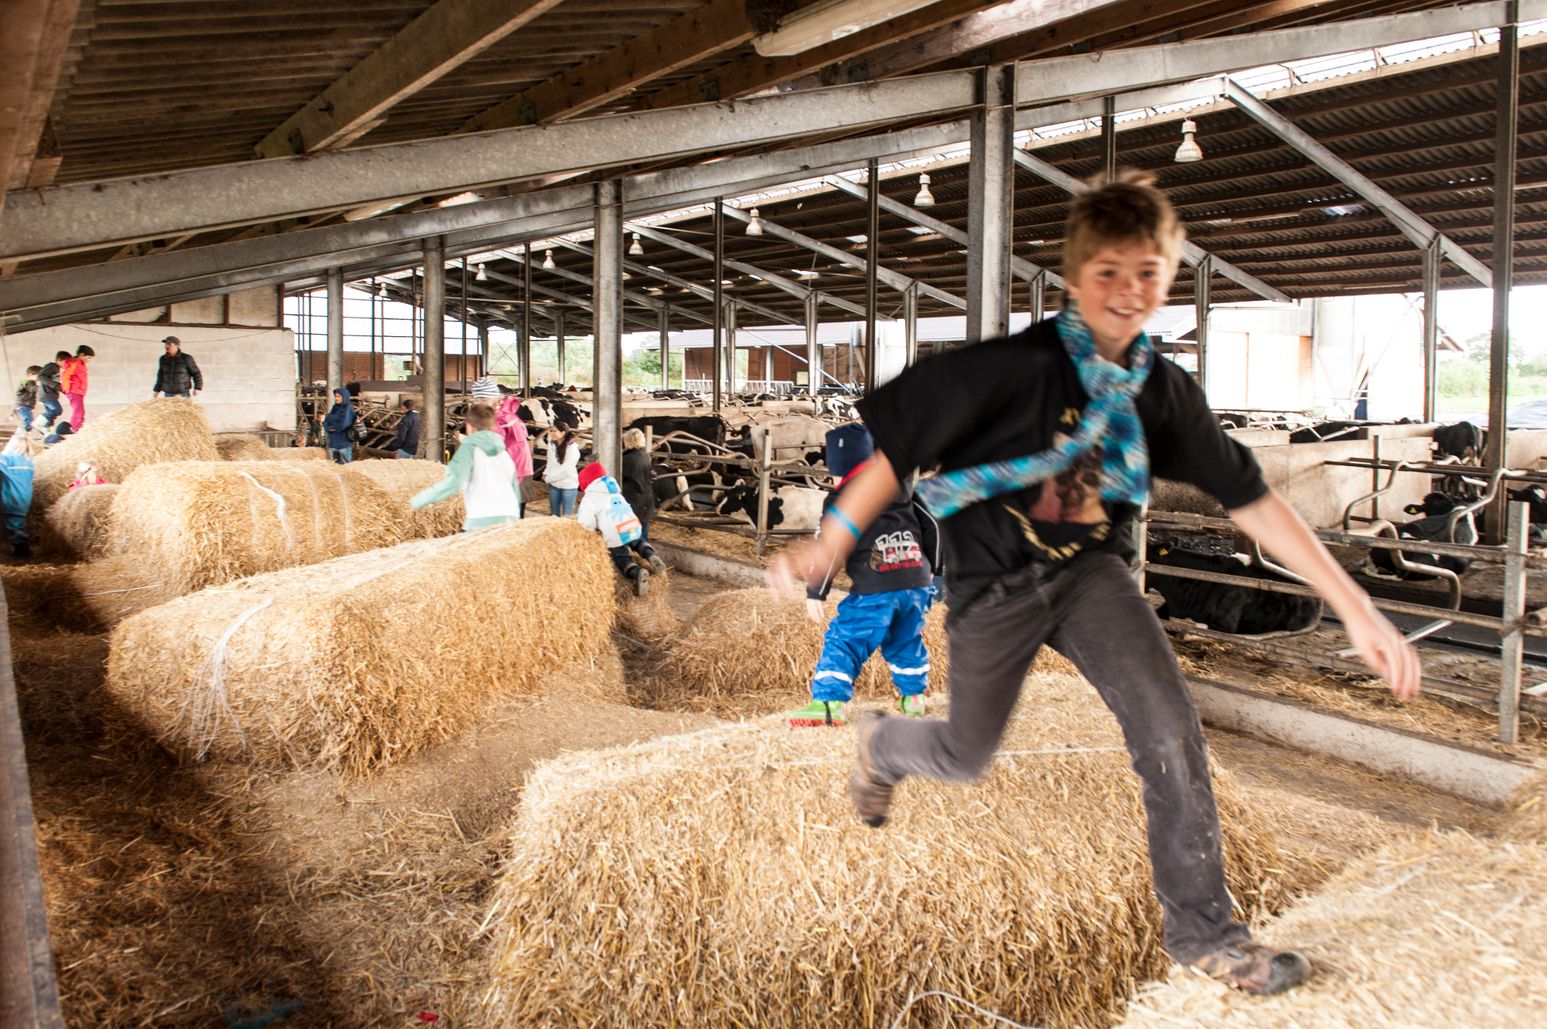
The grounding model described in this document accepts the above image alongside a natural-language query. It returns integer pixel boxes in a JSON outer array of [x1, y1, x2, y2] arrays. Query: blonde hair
[[465, 403, 496, 431], [622, 428, 647, 450], [1063, 169, 1185, 281], [3, 433, 39, 458]]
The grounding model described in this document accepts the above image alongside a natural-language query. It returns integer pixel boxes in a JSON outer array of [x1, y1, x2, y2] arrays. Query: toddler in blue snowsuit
[[788, 424, 939, 728]]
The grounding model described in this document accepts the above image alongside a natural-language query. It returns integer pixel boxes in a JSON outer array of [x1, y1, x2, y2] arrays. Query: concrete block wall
[[2, 323, 296, 433]]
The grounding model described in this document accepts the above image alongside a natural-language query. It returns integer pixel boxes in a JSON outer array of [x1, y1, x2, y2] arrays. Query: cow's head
[[715, 483, 753, 517]]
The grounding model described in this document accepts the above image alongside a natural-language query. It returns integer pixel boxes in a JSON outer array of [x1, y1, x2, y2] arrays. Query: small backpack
[[602, 478, 641, 545]]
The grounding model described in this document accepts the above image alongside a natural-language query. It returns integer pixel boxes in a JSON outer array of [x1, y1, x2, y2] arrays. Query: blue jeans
[[161, 391, 190, 398], [549, 486, 578, 516], [40, 399, 61, 428], [14, 406, 33, 432], [811, 587, 933, 702], [329, 446, 353, 464], [396, 449, 415, 460]]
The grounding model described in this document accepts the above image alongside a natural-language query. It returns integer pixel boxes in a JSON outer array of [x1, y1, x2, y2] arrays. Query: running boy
[[14, 366, 40, 433], [787, 423, 935, 728], [410, 403, 522, 530], [576, 460, 665, 596], [769, 171, 1419, 996]]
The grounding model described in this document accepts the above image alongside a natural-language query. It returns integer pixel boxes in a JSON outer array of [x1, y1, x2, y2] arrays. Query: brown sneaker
[[1191, 941, 1311, 995], [849, 711, 895, 828]]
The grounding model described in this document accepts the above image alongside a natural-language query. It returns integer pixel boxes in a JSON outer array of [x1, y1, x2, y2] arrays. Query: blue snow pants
[[811, 586, 933, 703]]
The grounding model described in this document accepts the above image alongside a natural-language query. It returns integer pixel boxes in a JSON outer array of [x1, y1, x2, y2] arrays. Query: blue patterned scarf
[[914, 303, 1154, 518]]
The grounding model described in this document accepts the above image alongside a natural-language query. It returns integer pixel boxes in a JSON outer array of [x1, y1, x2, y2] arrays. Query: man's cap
[[162, 335, 182, 345]]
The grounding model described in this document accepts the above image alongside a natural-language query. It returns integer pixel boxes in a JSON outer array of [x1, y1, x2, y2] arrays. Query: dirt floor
[[6, 558, 1522, 1027]]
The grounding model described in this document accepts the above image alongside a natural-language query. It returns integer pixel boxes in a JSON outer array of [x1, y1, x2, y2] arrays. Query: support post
[[460, 258, 469, 394], [864, 156, 879, 391], [422, 237, 446, 462], [1030, 269, 1046, 323], [1486, 1, 1520, 544], [1194, 256, 1212, 394], [520, 242, 532, 392], [805, 292, 821, 394], [903, 283, 919, 368], [556, 309, 567, 384], [658, 305, 671, 390], [1422, 239, 1441, 422], [725, 301, 739, 396], [966, 64, 1015, 344], [1501, 500, 1529, 743], [1101, 94, 1117, 181], [326, 268, 344, 396], [593, 179, 624, 476], [712, 198, 724, 411], [368, 276, 378, 381]]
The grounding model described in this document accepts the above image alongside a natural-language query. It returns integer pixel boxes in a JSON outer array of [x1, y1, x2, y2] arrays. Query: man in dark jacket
[[37, 351, 66, 430], [392, 399, 421, 459], [153, 336, 203, 398]]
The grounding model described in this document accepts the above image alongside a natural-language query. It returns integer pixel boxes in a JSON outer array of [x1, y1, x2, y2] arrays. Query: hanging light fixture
[[745, 208, 764, 236], [628, 232, 644, 256], [914, 172, 936, 207], [1174, 118, 1203, 163], [542, 249, 556, 270], [475, 263, 489, 282], [376, 281, 388, 298]]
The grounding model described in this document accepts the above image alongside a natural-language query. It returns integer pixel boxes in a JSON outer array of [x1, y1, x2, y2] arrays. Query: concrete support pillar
[[1422, 239, 1441, 422], [903, 283, 919, 367], [805, 292, 821, 393], [422, 237, 446, 462], [725, 301, 739, 396], [326, 267, 344, 396], [556, 310, 567, 384], [1486, 1, 1520, 543], [520, 242, 532, 393], [864, 157, 879, 390], [712, 199, 724, 411], [593, 179, 624, 476], [1030, 269, 1046, 323], [966, 64, 1015, 344]]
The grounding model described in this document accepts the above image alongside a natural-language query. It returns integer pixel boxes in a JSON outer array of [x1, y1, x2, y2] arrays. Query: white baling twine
[[890, 990, 1041, 1029], [239, 472, 293, 552], [176, 598, 272, 759]]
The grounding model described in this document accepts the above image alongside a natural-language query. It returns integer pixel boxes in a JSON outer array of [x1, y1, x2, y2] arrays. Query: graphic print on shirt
[[868, 529, 925, 574], [1004, 414, 1113, 562]]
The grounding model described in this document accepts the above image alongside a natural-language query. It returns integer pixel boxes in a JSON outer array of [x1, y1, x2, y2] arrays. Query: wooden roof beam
[[0, 0, 80, 217], [254, 0, 564, 158], [461, 0, 756, 132]]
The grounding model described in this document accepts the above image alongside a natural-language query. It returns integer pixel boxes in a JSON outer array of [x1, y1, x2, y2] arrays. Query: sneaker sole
[[787, 717, 845, 727]]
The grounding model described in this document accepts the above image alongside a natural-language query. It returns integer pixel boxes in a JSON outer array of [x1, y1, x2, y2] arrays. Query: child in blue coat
[[787, 424, 935, 727], [0, 433, 38, 557]]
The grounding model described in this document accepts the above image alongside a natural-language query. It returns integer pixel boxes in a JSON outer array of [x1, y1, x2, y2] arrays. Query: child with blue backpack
[[577, 460, 666, 596], [786, 424, 938, 728]]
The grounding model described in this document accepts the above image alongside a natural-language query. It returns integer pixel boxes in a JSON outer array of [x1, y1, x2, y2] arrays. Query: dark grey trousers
[[867, 552, 1250, 963]]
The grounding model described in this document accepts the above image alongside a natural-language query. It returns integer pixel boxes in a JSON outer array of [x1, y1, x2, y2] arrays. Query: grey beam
[[1012, 150, 1292, 303], [326, 268, 344, 397], [1222, 77, 1491, 286], [552, 238, 792, 327], [967, 65, 1016, 344], [17, 0, 1532, 262], [629, 224, 872, 319], [593, 180, 623, 475], [823, 174, 1065, 289], [1422, 240, 1441, 422], [717, 203, 964, 310], [1486, 3, 1521, 545], [5, 71, 978, 260], [423, 237, 446, 462], [805, 293, 821, 395]]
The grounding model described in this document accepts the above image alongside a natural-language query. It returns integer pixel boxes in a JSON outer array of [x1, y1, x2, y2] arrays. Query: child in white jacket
[[577, 461, 666, 595], [410, 403, 521, 530]]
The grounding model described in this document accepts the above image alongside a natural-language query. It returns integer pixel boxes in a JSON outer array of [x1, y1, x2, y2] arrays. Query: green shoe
[[898, 694, 926, 717], [787, 699, 847, 727]]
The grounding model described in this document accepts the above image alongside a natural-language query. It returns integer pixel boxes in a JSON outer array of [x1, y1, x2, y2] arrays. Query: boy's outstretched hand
[[766, 539, 834, 601], [1342, 602, 1422, 700]]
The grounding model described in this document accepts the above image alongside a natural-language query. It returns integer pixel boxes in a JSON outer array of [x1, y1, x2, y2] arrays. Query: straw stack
[[1, 559, 181, 635], [105, 519, 616, 777], [215, 434, 328, 461], [1118, 832, 1547, 1028], [473, 672, 1295, 1028], [345, 458, 465, 539], [108, 460, 401, 592], [32, 398, 218, 508], [613, 570, 680, 640], [1502, 766, 1547, 844], [38, 484, 121, 560]]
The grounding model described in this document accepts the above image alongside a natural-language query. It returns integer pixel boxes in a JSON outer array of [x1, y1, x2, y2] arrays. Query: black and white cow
[[1369, 491, 1478, 578], [652, 463, 694, 512], [518, 396, 585, 431], [1149, 547, 1324, 635], [714, 480, 828, 532], [1288, 420, 1367, 444], [1433, 421, 1484, 462]]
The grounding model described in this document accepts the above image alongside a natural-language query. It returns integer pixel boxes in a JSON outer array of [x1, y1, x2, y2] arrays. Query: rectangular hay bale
[[105, 519, 616, 776], [344, 458, 465, 539], [473, 674, 1296, 1029], [109, 460, 403, 592], [33, 397, 218, 508]]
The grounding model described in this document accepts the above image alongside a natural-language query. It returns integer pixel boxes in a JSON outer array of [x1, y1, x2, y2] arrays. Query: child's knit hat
[[578, 461, 607, 491], [825, 423, 874, 481]]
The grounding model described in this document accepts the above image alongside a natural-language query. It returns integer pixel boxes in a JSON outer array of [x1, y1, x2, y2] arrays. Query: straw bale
[[472, 677, 1296, 1029], [37, 484, 121, 560], [214, 433, 272, 460], [345, 458, 465, 539], [32, 398, 218, 508], [613, 568, 681, 640], [1118, 831, 1547, 1028], [1, 558, 177, 635], [109, 459, 402, 592], [1502, 764, 1547, 843], [650, 587, 1073, 715], [105, 519, 617, 776]]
